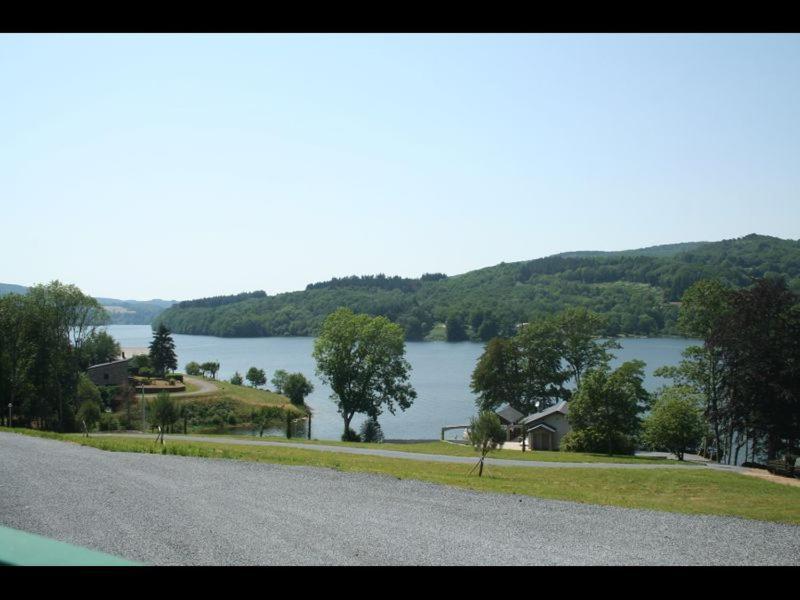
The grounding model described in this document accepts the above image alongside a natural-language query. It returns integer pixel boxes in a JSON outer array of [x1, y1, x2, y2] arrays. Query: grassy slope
[[4, 428, 799, 525], [115, 379, 304, 427]]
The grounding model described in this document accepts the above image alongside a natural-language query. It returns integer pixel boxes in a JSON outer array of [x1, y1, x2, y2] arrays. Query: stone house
[[87, 358, 131, 387]]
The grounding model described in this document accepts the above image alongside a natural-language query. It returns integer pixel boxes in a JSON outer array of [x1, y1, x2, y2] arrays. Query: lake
[[105, 325, 697, 442]]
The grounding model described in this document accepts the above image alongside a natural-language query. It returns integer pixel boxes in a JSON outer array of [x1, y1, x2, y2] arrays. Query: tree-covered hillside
[[154, 234, 800, 340], [0, 284, 175, 325]]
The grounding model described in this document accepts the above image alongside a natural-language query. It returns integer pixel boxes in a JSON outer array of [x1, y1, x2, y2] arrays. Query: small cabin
[[519, 400, 571, 450]]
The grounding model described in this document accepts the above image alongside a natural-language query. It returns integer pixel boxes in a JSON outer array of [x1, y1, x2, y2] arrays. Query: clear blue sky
[[2, 34, 799, 300]]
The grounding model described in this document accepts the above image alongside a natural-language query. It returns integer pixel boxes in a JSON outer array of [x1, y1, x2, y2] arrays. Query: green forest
[[154, 234, 800, 341]]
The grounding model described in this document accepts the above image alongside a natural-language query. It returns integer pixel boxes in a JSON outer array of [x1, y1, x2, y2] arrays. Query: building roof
[[527, 422, 557, 433], [87, 358, 130, 371], [495, 405, 524, 424], [520, 400, 569, 426]]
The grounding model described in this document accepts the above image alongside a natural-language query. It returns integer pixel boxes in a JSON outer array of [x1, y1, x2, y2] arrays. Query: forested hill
[[153, 234, 800, 341], [0, 284, 175, 325]]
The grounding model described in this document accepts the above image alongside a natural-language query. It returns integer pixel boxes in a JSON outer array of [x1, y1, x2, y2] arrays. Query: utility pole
[[141, 386, 146, 432]]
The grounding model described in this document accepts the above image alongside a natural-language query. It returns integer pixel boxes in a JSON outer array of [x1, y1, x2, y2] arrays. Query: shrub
[[642, 386, 705, 460], [99, 413, 121, 432], [77, 400, 102, 433], [359, 418, 384, 443], [129, 354, 152, 375], [185, 362, 201, 376], [560, 429, 636, 455], [230, 372, 243, 386], [342, 427, 361, 442]]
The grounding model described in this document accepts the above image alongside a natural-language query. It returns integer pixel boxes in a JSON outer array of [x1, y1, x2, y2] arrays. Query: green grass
[[4, 427, 800, 525], [223, 434, 688, 464], [424, 323, 447, 341]]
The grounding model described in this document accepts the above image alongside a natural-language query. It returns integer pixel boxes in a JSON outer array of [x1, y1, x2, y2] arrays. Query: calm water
[[105, 325, 697, 441]]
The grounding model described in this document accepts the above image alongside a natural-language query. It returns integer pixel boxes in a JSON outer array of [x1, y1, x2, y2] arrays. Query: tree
[[185, 361, 201, 376], [252, 406, 282, 437], [445, 314, 468, 342], [78, 330, 121, 370], [151, 391, 177, 443], [282, 372, 314, 406], [246, 367, 267, 388], [707, 278, 800, 461], [643, 386, 706, 461], [359, 417, 384, 443], [553, 307, 619, 388], [130, 353, 152, 374], [77, 399, 101, 435], [563, 360, 650, 455], [200, 361, 220, 380], [468, 411, 506, 477], [313, 308, 416, 440], [471, 320, 570, 416], [271, 369, 289, 394], [149, 324, 177, 378], [230, 371, 243, 386]]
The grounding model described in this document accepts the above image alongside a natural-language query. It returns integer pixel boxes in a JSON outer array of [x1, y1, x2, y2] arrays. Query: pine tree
[[149, 324, 177, 378]]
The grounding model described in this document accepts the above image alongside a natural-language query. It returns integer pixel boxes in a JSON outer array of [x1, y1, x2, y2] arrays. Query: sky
[[1, 33, 799, 301]]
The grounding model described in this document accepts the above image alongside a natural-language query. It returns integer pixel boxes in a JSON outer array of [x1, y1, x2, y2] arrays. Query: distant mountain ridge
[[153, 234, 800, 340], [0, 284, 176, 325], [555, 240, 710, 259]]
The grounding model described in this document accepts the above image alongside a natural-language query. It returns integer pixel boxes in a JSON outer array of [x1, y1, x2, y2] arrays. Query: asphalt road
[[2, 432, 798, 565]]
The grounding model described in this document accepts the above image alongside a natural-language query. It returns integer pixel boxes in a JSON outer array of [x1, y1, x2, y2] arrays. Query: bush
[[99, 413, 121, 432], [129, 354, 152, 375], [342, 427, 361, 442], [185, 362, 201, 376], [139, 367, 153, 378], [560, 429, 636, 455], [359, 418, 384, 443], [167, 373, 184, 383], [230, 372, 243, 386]]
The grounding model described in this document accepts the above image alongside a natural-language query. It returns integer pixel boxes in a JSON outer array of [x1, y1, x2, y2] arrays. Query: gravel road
[[2, 432, 798, 565]]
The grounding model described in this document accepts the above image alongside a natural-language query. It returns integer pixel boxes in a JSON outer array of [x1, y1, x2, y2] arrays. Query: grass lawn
[[4, 427, 799, 525], [224, 434, 688, 465]]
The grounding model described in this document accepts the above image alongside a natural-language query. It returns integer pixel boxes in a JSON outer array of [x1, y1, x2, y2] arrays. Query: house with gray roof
[[519, 400, 571, 450]]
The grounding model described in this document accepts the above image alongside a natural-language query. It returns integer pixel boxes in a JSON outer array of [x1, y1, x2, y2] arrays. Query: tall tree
[[313, 308, 416, 440], [149, 324, 177, 378], [471, 320, 570, 415], [553, 307, 619, 388], [563, 360, 650, 455], [708, 278, 800, 460]]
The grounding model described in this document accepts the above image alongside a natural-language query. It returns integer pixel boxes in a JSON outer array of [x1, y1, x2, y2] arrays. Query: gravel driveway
[[1, 432, 798, 565]]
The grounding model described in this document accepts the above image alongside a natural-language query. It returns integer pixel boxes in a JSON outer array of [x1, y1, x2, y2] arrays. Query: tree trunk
[[478, 457, 484, 477], [343, 414, 353, 439]]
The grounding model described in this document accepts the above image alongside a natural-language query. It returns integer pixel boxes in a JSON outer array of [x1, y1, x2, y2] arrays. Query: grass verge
[[224, 435, 688, 464], [3, 427, 799, 525]]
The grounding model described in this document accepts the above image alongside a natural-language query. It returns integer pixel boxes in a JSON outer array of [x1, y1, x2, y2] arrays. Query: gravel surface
[[2, 432, 798, 565]]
